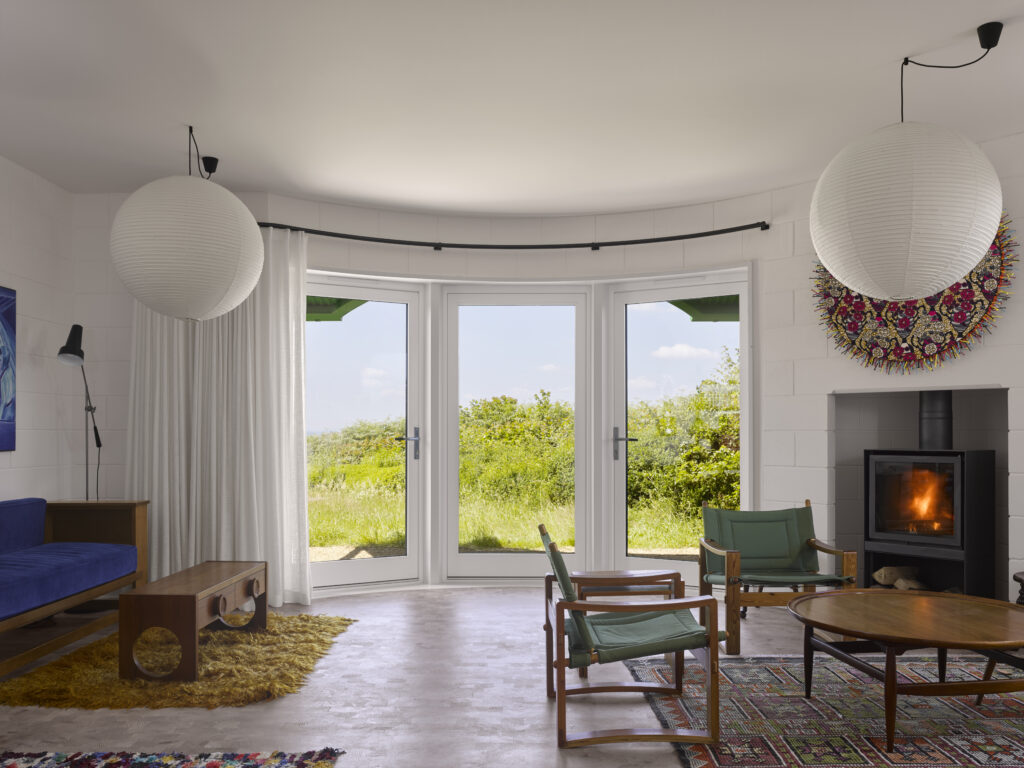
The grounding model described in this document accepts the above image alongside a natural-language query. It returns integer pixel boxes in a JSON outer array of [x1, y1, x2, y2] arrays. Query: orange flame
[[881, 468, 955, 536]]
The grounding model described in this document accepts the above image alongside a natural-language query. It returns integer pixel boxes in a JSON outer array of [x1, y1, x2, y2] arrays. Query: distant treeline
[[307, 349, 739, 518]]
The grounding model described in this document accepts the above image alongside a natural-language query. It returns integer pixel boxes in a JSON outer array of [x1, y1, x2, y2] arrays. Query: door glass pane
[[305, 297, 407, 561], [458, 305, 575, 553], [625, 296, 740, 558]]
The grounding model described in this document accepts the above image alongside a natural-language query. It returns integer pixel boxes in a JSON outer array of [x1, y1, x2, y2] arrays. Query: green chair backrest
[[539, 525, 596, 651], [702, 505, 820, 575]]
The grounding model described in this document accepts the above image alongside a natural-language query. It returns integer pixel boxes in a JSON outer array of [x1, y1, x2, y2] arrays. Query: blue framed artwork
[[0, 285, 14, 451]]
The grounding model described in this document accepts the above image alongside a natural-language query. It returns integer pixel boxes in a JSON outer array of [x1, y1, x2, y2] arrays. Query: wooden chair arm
[[807, 538, 847, 556], [569, 569, 679, 587], [557, 595, 716, 614], [699, 538, 735, 557], [807, 538, 858, 583]]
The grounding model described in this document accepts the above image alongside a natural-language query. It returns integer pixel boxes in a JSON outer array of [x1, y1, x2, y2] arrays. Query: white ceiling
[[1, 0, 1023, 217]]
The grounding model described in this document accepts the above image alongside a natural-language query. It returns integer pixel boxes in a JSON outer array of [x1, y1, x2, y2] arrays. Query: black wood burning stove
[[863, 391, 994, 597]]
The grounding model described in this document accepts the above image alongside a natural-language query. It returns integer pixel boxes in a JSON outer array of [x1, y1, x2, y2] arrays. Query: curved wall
[[260, 143, 1024, 597], [40, 126, 1024, 598]]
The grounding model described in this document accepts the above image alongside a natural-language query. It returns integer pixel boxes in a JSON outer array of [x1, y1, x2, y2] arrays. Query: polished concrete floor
[[0, 586, 811, 767]]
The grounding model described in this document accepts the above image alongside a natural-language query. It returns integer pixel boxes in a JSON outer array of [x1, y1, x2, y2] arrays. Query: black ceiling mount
[[201, 156, 219, 176], [978, 21, 1003, 50]]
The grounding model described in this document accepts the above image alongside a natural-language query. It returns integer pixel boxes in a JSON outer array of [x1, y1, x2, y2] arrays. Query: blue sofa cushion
[[0, 542, 137, 621], [0, 497, 46, 555]]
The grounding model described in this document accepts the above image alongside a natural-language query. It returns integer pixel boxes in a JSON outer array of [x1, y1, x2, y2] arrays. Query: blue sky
[[305, 300, 737, 434]]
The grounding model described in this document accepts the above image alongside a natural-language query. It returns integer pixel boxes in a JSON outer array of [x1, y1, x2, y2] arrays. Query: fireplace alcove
[[831, 388, 1009, 601]]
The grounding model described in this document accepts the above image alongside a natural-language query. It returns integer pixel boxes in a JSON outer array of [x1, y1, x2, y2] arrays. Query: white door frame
[[440, 285, 591, 578], [305, 274, 427, 588], [305, 267, 753, 588], [605, 267, 753, 583]]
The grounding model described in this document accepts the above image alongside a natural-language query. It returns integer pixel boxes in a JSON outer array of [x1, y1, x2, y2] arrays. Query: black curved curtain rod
[[257, 219, 770, 251]]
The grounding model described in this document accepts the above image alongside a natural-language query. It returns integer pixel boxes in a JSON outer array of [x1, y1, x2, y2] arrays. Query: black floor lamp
[[58, 324, 102, 500]]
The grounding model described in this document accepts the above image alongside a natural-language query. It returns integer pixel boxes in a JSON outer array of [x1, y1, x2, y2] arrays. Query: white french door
[[608, 269, 751, 575], [302, 269, 749, 588], [305, 277, 425, 587], [442, 288, 589, 577]]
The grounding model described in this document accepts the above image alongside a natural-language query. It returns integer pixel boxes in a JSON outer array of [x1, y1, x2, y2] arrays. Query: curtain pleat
[[125, 306, 195, 578], [125, 228, 310, 606]]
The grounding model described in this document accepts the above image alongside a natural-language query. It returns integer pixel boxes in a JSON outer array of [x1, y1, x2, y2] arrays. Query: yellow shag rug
[[0, 613, 354, 709]]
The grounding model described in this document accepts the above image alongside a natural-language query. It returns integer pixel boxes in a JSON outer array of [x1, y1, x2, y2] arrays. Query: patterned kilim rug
[[627, 655, 1024, 767], [0, 750, 342, 768]]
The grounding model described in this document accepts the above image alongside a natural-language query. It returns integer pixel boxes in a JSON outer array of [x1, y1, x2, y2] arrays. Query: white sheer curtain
[[125, 309, 196, 577], [125, 228, 310, 606]]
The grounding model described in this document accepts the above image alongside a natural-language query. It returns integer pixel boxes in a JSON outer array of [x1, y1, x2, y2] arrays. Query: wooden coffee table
[[119, 560, 267, 681], [789, 589, 1024, 752]]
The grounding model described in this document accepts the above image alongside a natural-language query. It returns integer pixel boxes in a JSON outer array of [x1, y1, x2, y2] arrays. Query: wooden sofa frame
[[0, 500, 148, 677]]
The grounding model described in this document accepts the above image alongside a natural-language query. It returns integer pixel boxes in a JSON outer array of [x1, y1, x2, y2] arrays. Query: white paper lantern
[[110, 175, 264, 321], [810, 121, 1002, 300]]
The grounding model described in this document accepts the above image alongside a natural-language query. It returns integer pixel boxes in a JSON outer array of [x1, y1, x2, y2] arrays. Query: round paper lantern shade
[[110, 176, 264, 321], [810, 121, 1002, 300]]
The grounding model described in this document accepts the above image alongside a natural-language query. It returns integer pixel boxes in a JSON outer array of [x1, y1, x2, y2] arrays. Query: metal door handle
[[395, 426, 420, 460], [612, 426, 637, 460]]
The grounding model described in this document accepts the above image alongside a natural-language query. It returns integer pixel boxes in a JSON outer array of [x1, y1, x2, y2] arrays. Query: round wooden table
[[789, 589, 1024, 752]]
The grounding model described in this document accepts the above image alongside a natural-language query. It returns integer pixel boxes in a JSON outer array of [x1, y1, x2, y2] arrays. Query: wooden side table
[[119, 560, 267, 681]]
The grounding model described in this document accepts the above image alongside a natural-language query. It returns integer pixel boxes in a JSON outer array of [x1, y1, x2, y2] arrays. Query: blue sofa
[[0, 497, 148, 675]]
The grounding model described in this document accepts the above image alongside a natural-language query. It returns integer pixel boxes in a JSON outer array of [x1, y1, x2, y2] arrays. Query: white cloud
[[651, 343, 715, 360], [361, 367, 388, 388], [628, 376, 657, 391], [540, 363, 559, 372]]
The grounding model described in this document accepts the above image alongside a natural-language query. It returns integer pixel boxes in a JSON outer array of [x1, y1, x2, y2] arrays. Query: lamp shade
[[810, 121, 1002, 300], [58, 323, 84, 365], [110, 175, 264, 321]]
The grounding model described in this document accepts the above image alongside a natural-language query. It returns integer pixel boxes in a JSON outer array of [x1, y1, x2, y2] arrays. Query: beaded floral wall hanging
[[813, 213, 1017, 373]]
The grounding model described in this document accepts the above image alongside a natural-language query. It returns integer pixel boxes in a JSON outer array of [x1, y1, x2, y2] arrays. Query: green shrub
[[306, 349, 740, 551]]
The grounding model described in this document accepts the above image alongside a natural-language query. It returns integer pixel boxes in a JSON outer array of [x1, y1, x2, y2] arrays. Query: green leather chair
[[699, 500, 857, 655], [539, 524, 721, 749]]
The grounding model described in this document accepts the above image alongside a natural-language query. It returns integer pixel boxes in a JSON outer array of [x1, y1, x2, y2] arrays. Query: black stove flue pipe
[[919, 390, 953, 451]]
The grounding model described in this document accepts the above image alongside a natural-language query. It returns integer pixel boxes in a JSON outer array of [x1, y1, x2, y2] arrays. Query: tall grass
[[308, 485, 701, 557], [308, 486, 406, 549], [458, 496, 575, 552]]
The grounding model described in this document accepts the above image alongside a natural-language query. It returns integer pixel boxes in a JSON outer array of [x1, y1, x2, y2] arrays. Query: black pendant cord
[[257, 219, 769, 252], [187, 125, 217, 179], [900, 21, 1003, 122], [901, 50, 990, 122], [188, 126, 207, 180]]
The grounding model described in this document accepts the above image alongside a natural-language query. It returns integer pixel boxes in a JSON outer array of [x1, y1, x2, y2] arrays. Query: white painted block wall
[[0, 156, 73, 499], [2, 131, 1022, 597]]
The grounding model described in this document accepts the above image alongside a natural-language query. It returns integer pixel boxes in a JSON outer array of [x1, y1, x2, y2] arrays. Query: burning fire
[[891, 468, 954, 535]]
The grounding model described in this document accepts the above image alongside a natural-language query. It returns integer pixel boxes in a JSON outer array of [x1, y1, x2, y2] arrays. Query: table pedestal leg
[[803, 624, 814, 698], [884, 645, 897, 752], [975, 657, 998, 705], [937, 647, 947, 682]]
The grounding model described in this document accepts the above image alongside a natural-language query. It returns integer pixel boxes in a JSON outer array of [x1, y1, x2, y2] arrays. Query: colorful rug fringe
[[629, 654, 1024, 767], [0, 750, 342, 768]]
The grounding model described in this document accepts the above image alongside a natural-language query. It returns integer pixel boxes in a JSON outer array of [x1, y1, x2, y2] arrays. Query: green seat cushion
[[702, 569, 849, 586], [564, 608, 724, 668]]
